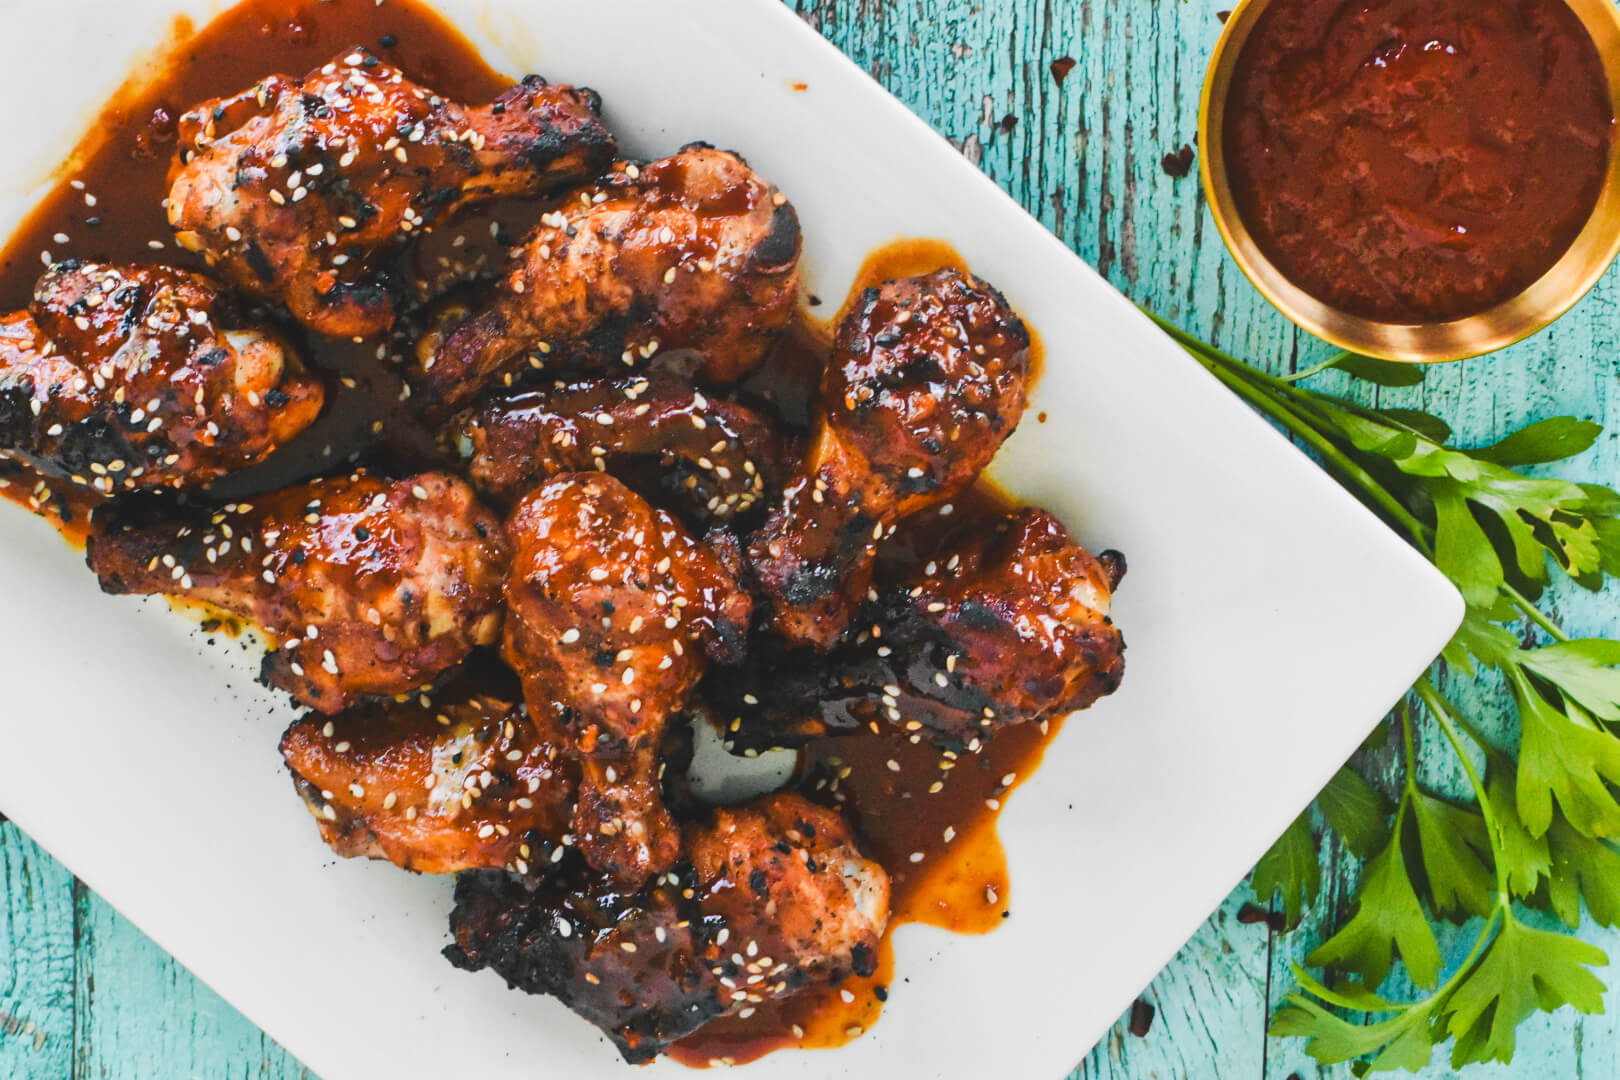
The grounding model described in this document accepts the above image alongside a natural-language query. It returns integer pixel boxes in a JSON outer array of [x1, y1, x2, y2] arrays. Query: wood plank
[[70, 881, 307, 1079], [0, 823, 75, 1079]]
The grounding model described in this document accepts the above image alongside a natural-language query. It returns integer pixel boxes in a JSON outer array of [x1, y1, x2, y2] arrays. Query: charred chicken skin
[[718, 507, 1125, 751], [748, 267, 1030, 650], [444, 792, 890, 1064], [412, 145, 801, 414], [280, 691, 573, 875], [0, 261, 322, 493], [501, 472, 752, 886], [168, 47, 614, 339], [87, 471, 508, 713], [456, 370, 781, 523]]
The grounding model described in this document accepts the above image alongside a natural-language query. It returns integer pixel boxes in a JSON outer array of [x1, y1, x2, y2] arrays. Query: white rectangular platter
[[0, 2, 1463, 1078]]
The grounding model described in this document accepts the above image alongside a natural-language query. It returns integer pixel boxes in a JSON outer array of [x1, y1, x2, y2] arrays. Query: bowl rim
[[1198, 0, 1620, 364]]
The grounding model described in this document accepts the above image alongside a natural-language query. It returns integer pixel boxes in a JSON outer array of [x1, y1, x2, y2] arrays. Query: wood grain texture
[[3, 0, 1620, 1075]]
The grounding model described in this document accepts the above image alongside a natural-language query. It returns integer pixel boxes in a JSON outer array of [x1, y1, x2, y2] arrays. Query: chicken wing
[[455, 370, 781, 523], [168, 48, 614, 339], [747, 268, 1030, 649], [718, 507, 1125, 751], [412, 145, 801, 414], [447, 862, 721, 1065], [87, 471, 508, 713], [280, 690, 573, 875], [444, 792, 890, 1064], [0, 261, 322, 493], [502, 472, 751, 757], [501, 473, 750, 885], [686, 793, 890, 994]]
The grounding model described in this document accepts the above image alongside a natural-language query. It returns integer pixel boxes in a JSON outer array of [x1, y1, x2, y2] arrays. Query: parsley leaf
[[1443, 915, 1607, 1067], [1466, 417, 1602, 467], [1307, 807, 1441, 989], [1513, 676, 1620, 838], [1270, 976, 1441, 1073], [1440, 611, 1519, 674], [1331, 353, 1427, 387], [1546, 816, 1620, 928], [1517, 638, 1620, 722], [1252, 811, 1319, 929], [1411, 792, 1495, 920], [1484, 757, 1551, 900], [1318, 766, 1392, 859], [1378, 408, 1452, 445], [1432, 480, 1505, 608]]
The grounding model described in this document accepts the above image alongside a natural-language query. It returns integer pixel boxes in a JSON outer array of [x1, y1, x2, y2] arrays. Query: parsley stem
[[1502, 584, 1570, 643], [1144, 311, 1431, 549], [1399, 701, 1421, 801]]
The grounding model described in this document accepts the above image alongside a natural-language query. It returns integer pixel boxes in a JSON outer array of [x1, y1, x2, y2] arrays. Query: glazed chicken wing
[[503, 472, 751, 755], [280, 691, 573, 875], [87, 471, 508, 713], [0, 261, 322, 493], [447, 862, 721, 1064], [501, 472, 751, 885], [168, 48, 614, 339], [412, 145, 801, 414], [718, 507, 1125, 751], [748, 268, 1030, 649], [456, 370, 781, 523], [686, 793, 890, 992], [444, 792, 890, 1064]]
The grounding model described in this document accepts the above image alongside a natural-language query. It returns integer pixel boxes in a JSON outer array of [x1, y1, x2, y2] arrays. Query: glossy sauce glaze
[[670, 243, 1055, 1068], [0, 0, 530, 525], [0, 1, 1063, 1068], [1225, 0, 1615, 323]]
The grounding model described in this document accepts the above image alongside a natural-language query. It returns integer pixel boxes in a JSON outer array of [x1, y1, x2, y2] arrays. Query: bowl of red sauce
[[1201, 0, 1620, 361]]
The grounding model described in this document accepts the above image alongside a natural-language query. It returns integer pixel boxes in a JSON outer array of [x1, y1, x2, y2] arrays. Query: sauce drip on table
[[1224, 0, 1615, 323], [0, 1, 1061, 1067]]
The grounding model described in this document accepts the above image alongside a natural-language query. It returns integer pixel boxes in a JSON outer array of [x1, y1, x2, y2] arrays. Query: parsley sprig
[[1147, 311, 1620, 1072]]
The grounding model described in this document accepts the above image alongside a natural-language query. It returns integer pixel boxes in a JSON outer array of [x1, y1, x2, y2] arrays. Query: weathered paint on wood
[[3, 0, 1620, 1075]]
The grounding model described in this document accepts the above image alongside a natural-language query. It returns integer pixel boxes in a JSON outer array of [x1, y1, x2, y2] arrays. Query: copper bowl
[[1199, 0, 1620, 363]]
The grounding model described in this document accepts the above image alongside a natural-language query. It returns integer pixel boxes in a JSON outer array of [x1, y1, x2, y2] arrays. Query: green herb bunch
[[1148, 313, 1620, 1073]]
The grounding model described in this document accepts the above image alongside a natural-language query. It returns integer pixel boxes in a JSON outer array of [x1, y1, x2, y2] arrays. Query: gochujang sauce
[[0, 2, 1064, 1067], [1225, 0, 1615, 323]]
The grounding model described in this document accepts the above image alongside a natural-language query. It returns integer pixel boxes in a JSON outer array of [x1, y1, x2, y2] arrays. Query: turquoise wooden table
[[4, 0, 1620, 1076]]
